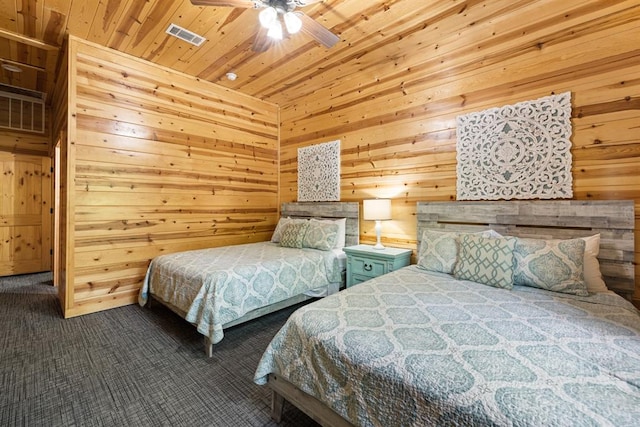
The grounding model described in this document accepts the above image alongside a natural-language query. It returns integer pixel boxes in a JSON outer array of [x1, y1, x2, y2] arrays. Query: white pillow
[[311, 218, 347, 249], [581, 234, 608, 293], [483, 229, 503, 238]]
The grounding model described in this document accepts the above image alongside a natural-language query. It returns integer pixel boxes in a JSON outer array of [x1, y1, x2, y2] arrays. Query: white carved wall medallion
[[456, 92, 573, 200], [298, 140, 341, 202]]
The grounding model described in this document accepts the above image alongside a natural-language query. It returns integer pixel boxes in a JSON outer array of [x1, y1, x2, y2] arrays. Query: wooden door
[[0, 152, 52, 276]]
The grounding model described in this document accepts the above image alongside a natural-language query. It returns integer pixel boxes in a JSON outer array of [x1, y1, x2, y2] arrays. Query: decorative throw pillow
[[417, 229, 504, 274], [271, 217, 307, 243], [581, 234, 608, 293], [513, 237, 588, 296], [303, 221, 339, 251], [271, 217, 290, 243], [311, 218, 347, 249], [279, 222, 309, 248], [417, 230, 458, 274], [453, 234, 516, 289]]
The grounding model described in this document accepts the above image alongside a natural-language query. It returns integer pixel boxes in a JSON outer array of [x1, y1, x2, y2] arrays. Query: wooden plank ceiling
[[0, 0, 401, 106], [2, 0, 638, 110]]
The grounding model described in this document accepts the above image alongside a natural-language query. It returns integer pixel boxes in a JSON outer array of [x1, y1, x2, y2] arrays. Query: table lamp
[[363, 198, 392, 250]]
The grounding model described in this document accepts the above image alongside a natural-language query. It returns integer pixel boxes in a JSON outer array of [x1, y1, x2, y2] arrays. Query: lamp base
[[373, 220, 385, 250]]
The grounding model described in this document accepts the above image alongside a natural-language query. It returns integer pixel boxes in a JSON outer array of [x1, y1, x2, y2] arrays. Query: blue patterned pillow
[[303, 221, 339, 251], [453, 234, 516, 289], [513, 237, 588, 296], [417, 229, 504, 274], [311, 218, 346, 249], [417, 230, 459, 274], [279, 222, 309, 248]]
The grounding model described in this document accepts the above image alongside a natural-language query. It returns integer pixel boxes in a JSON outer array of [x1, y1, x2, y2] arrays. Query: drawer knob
[[363, 263, 373, 272]]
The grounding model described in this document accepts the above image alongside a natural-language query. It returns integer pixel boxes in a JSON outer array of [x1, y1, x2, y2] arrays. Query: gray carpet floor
[[0, 272, 319, 426]]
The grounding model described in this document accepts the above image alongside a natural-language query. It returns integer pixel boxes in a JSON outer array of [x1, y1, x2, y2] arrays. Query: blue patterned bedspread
[[254, 265, 640, 426], [139, 242, 342, 345]]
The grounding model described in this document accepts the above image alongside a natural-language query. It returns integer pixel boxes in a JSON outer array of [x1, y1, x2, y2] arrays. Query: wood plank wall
[[62, 36, 279, 317], [278, 1, 640, 305], [0, 129, 50, 155]]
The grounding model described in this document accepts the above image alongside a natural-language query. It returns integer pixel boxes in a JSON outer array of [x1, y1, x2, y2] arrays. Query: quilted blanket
[[254, 265, 640, 426], [139, 242, 342, 345]]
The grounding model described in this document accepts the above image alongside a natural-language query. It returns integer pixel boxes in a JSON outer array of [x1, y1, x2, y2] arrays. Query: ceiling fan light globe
[[283, 12, 302, 34], [259, 7, 277, 28], [267, 20, 283, 40]]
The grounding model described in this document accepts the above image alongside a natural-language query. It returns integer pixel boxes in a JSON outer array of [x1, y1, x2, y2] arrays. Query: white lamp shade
[[363, 199, 392, 221]]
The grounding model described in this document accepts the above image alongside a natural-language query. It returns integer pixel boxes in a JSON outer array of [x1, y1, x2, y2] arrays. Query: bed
[[139, 201, 359, 356], [254, 200, 640, 426]]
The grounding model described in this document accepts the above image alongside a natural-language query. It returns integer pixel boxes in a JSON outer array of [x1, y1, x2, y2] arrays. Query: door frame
[[53, 139, 61, 287]]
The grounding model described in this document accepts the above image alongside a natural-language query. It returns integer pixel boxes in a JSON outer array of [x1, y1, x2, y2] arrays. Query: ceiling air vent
[[0, 84, 45, 133], [166, 24, 206, 47], [0, 83, 45, 100]]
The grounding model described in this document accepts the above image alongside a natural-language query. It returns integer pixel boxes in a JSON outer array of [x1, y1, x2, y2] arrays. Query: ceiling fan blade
[[297, 12, 339, 49], [190, 0, 258, 7], [252, 26, 273, 52]]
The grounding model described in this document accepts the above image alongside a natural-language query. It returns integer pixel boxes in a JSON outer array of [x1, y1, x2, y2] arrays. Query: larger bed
[[254, 200, 640, 426], [139, 202, 359, 356]]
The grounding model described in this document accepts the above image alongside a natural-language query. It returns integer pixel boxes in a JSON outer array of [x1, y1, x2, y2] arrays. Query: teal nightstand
[[344, 245, 412, 287]]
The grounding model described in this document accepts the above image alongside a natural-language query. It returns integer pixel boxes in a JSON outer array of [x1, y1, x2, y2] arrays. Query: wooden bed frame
[[268, 199, 636, 426], [148, 201, 359, 356]]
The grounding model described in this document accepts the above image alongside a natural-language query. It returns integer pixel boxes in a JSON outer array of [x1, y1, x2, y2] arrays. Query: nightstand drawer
[[351, 274, 373, 286], [350, 256, 387, 278]]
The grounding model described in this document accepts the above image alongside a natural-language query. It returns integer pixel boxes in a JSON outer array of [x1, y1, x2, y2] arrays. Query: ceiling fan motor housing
[[191, 0, 338, 51], [262, 0, 301, 13]]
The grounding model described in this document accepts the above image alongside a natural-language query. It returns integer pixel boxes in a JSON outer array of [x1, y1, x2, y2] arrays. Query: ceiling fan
[[190, 0, 340, 52]]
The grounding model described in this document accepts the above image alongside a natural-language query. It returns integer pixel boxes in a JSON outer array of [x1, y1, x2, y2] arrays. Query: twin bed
[[139, 202, 359, 356], [253, 200, 640, 426], [139, 199, 640, 425]]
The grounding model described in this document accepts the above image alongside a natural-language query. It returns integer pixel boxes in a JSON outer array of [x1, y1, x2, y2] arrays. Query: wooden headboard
[[417, 200, 635, 301], [281, 202, 360, 247]]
